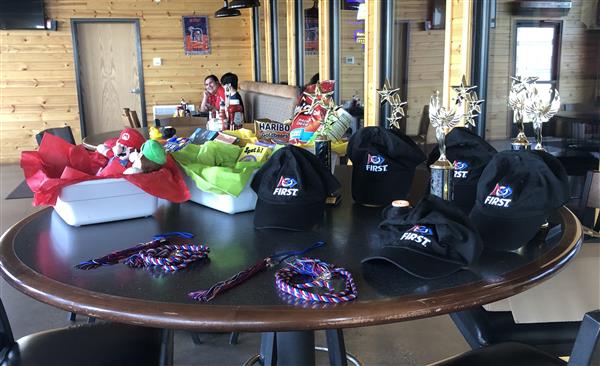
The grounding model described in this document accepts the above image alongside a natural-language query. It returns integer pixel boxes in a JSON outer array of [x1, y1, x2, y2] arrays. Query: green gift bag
[[172, 142, 262, 197]]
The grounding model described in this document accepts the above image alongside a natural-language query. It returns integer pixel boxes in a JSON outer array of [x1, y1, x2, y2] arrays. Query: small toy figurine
[[97, 128, 145, 176], [124, 140, 167, 175], [149, 126, 163, 140]]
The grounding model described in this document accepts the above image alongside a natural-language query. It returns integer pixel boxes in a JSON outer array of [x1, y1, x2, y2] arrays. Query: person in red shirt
[[200, 75, 226, 113]]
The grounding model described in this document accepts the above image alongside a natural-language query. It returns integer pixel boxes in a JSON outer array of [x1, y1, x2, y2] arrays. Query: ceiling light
[[215, 0, 241, 17], [228, 0, 260, 9]]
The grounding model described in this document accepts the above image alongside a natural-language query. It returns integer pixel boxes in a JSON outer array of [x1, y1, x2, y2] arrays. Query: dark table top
[[0, 167, 582, 332]]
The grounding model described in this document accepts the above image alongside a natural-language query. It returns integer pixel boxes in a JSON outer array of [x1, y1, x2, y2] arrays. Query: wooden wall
[[486, 0, 600, 139], [339, 10, 365, 103], [0, 0, 253, 163], [397, 2, 446, 136]]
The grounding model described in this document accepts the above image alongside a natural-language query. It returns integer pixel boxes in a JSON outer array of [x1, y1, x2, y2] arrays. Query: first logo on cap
[[365, 154, 388, 172], [273, 176, 299, 196]]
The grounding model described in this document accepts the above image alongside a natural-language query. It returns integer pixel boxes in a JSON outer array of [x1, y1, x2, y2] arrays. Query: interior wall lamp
[[228, 0, 261, 9], [215, 0, 241, 17]]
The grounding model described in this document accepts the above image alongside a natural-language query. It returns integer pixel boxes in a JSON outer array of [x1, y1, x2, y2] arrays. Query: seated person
[[220, 72, 245, 110], [200, 75, 226, 113]]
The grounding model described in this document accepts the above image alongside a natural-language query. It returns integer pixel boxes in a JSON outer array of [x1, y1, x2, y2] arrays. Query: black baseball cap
[[347, 127, 426, 206], [469, 150, 569, 251], [362, 195, 483, 279], [251, 145, 341, 230], [427, 127, 497, 213]]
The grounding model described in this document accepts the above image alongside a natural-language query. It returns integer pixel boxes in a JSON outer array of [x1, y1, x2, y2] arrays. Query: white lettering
[[273, 188, 299, 196], [365, 164, 389, 172], [454, 170, 468, 178], [400, 232, 432, 247], [484, 196, 511, 207]]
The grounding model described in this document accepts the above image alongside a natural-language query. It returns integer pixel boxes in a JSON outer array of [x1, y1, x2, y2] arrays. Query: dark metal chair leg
[[190, 332, 202, 345], [67, 312, 77, 322], [159, 328, 174, 366], [229, 331, 240, 345], [87, 317, 96, 324], [275, 331, 315, 366], [325, 329, 348, 366], [260, 332, 277, 366]]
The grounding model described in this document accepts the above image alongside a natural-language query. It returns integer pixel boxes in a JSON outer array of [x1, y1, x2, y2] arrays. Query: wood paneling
[[0, 0, 253, 163], [486, 0, 600, 139], [339, 10, 365, 103], [397, 1, 446, 136]]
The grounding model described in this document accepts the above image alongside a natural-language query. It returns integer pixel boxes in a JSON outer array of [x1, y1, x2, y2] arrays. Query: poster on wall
[[182, 16, 210, 55], [304, 16, 318, 55]]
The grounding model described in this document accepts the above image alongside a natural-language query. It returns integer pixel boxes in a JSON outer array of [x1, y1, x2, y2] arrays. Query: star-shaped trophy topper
[[387, 94, 407, 130], [451, 75, 484, 128], [304, 82, 335, 114], [510, 75, 539, 94], [377, 78, 406, 130], [377, 78, 400, 105]]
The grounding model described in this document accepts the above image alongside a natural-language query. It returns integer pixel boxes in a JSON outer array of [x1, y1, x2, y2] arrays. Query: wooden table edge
[[0, 206, 583, 332]]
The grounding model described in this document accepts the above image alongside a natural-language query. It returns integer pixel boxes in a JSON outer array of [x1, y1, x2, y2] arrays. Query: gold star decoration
[[452, 75, 478, 104], [386, 94, 407, 130], [377, 79, 406, 130], [377, 78, 400, 105], [304, 82, 334, 114]]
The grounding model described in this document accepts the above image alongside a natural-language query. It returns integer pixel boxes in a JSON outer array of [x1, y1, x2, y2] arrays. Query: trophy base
[[429, 160, 454, 201], [511, 140, 531, 151]]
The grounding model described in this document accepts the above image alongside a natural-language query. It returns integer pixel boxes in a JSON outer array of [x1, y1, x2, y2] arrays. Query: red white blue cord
[[125, 244, 209, 272], [275, 258, 357, 303]]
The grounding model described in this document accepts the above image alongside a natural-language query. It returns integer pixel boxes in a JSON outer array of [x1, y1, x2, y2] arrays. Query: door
[[72, 19, 146, 137]]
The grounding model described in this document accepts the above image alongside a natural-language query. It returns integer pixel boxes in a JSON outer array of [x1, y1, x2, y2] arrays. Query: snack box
[[54, 178, 158, 226], [184, 173, 257, 214]]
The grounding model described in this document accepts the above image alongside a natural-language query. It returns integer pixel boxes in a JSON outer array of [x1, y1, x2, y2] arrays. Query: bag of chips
[[289, 80, 336, 144]]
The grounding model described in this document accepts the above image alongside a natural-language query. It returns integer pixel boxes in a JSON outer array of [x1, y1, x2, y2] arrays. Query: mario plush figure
[[97, 128, 145, 176]]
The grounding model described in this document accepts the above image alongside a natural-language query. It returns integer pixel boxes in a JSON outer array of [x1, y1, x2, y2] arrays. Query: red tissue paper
[[21, 133, 190, 206]]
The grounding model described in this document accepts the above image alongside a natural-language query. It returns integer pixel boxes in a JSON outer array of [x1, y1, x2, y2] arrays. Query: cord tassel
[[75, 239, 167, 270], [188, 258, 269, 302]]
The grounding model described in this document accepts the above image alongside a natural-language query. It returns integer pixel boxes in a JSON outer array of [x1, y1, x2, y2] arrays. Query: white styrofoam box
[[184, 173, 257, 214], [54, 178, 158, 226]]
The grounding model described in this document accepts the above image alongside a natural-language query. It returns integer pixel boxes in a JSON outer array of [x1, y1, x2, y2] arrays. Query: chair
[[408, 105, 429, 149], [35, 126, 75, 146], [122, 108, 142, 128], [578, 170, 600, 237], [0, 298, 168, 366], [430, 310, 600, 366], [239, 81, 298, 123]]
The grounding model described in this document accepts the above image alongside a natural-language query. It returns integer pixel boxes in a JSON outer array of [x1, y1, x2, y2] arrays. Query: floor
[[0, 164, 470, 366]]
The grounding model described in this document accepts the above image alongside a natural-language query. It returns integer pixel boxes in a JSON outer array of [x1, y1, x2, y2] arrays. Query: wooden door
[[72, 20, 146, 137]]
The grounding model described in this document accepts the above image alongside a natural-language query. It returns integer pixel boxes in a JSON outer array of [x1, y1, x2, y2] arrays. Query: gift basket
[[172, 140, 268, 214], [21, 130, 190, 226]]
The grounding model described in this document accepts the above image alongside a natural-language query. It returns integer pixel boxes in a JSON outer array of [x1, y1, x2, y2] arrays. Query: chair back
[[418, 105, 430, 137], [35, 126, 76, 146], [0, 298, 15, 352], [239, 81, 298, 123], [580, 170, 600, 232], [129, 110, 141, 128]]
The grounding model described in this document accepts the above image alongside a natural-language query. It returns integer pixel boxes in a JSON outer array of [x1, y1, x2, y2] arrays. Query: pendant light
[[228, 0, 260, 9], [215, 0, 241, 18]]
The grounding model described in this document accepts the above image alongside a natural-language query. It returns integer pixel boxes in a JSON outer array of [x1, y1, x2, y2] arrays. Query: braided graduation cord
[[275, 258, 357, 303], [124, 244, 210, 272]]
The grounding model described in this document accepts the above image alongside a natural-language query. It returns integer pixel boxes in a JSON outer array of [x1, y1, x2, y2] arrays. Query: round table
[[0, 167, 583, 364]]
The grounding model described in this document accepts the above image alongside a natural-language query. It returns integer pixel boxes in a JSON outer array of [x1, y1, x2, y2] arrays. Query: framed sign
[[182, 16, 210, 55]]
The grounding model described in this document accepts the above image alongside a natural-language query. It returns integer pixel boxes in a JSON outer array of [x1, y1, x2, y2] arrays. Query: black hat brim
[[469, 205, 549, 251], [254, 199, 325, 231], [361, 246, 465, 279]]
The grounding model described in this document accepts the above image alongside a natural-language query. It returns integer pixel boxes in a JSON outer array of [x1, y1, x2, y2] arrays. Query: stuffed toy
[[124, 140, 167, 175], [97, 128, 145, 176]]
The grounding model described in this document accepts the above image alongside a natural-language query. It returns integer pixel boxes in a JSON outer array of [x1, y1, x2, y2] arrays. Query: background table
[[0, 167, 582, 364]]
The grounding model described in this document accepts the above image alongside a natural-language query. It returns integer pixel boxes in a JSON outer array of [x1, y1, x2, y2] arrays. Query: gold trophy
[[429, 90, 462, 201], [524, 87, 561, 151], [508, 76, 538, 150]]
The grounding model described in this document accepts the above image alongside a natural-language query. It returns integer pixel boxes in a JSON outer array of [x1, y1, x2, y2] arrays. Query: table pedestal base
[[243, 329, 360, 366]]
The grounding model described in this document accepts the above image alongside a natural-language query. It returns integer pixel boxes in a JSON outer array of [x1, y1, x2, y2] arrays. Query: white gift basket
[[54, 178, 158, 226]]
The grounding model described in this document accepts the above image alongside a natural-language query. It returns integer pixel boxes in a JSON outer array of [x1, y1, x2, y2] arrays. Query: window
[[513, 21, 562, 98]]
